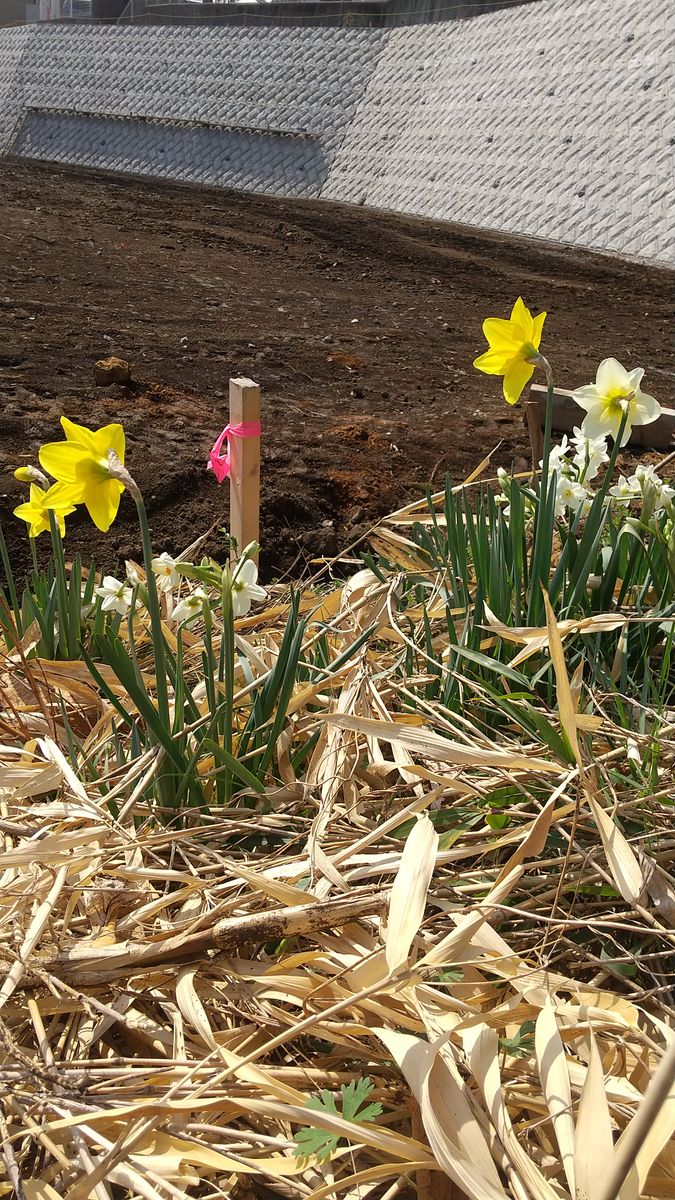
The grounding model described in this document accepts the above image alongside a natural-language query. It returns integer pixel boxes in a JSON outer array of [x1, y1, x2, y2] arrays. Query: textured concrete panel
[[12, 110, 329, 196], [21, 23, 385, 159], [0, 25, 34, 152], [324, 0, 675, 263]]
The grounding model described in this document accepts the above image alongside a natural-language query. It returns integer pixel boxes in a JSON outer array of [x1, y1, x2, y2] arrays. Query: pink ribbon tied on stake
[[207, 422, 261, 484]]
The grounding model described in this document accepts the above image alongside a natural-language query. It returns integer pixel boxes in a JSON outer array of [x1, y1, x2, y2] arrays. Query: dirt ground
[[1, 159, 673, 583]]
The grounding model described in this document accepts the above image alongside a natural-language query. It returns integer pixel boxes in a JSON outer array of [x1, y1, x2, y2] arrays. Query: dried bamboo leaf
[[324, 713, 564, 774], [374, 1027, 507, 1200], [574, 1031, 620, 1200], [535, 1001, 576, 1196], [464, 1023, 562, 1200], [22, 1184, 63, 1200], [617, 1062, 675, 1194], [385, 815, 438, 973], [586, 797, 646, 908]]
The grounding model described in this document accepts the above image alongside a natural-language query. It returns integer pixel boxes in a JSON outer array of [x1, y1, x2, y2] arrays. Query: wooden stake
[[524, 397, 544, 477], [228, 376, 261, 565]]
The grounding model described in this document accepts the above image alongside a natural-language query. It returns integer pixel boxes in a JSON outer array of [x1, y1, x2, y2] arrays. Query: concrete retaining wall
[[325, 0, 674, 263], [1, 0, 673, 263], [0, 25, 32, 149]]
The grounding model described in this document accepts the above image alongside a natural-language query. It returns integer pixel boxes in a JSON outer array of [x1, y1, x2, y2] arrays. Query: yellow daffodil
[[473, 297, 547, 405], [571, 358, 661, 447], [39, 417, 126, 532], [13, 482, 76, 539]]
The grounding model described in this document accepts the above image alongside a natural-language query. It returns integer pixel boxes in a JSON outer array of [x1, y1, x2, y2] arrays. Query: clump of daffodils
[[171, 550, 267, 627], [497, 425, 672, 526], [88, 551, 268, 628], [544, 426, 609, 519], [474, 310, 670, 529]]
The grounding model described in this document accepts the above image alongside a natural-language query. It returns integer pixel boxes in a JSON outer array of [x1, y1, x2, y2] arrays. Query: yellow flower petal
[[59, 417, 125, 466], [82, 479, 124, 532], [531, 310, 547, 350], [503, 359, 534, 406], [60, 416, 101, 453], [13, 482, 75, 539], [482, 316, 525, 354], [473, 348, 514, 375], [92, 422, 125, 463], [13, 499, 47, 539], [39, 440, 91, 484], [510, 296, 533, 337]]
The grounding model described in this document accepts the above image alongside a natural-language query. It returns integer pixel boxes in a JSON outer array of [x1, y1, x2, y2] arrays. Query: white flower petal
[[570, 383, 601, 412], [633, 390, 661, 426], [581, 409, 621, 443], [236, 559, 258, 587], [232, 591, 251, 619], [627, 366, 645, 391], [596, 357, 630, 394]]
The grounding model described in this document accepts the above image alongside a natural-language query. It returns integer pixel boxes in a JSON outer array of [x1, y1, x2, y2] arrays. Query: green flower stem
[[539, 371, 555, 501], [527, 368, 555, 625], [596, 407, 629, 504], [221, 570, 235, 803], [48, 510, 75, 659], [133, 495, 171, 729]]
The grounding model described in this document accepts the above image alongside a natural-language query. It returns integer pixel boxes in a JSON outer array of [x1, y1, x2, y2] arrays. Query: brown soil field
[[1, 159, 673, 582]]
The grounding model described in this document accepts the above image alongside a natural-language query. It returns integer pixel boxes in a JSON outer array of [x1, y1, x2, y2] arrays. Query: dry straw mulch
[[1, 533, 674, 1200]]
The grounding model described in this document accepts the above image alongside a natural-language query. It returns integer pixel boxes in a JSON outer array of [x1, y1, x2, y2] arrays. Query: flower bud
[[14, 464, 49, 488], [639, 477, 660, 527]]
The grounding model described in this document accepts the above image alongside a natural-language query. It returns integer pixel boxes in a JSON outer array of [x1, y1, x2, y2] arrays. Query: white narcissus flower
[[554, 476, 587, 518], [96, 575, 133, 616], [632, 464, 674, 500], [125, 560, 142, 587], [632, 464, 661, 488], [571, 359, 660, 447], [571, 426, 608, 481], [542, 435, 571, 478], [152, 552, 180, 593], [630, 465, 675, 514], [172, 587, 208, 626], [231, 558, 267, 619], [609, 475, 641, 503]]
